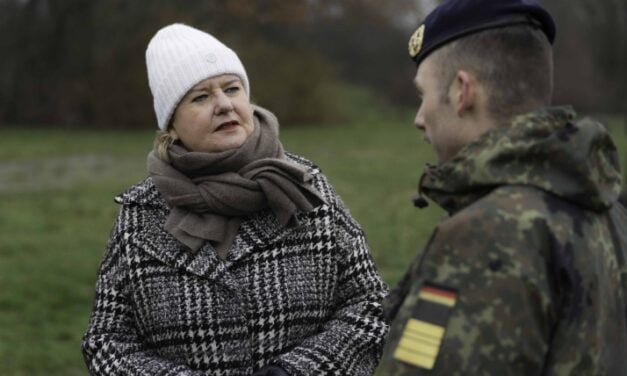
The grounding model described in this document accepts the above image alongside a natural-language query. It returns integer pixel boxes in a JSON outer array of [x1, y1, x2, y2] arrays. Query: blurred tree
[[0, 0, 352, 127], [0, 0, 623, 128], [544, 0, 627, 116], [579, 0, 627, 125], [0, 0, 94, 126], [535, 0, 627, 190], [302, 0, 420, 105], [0, 0, 423, 128]]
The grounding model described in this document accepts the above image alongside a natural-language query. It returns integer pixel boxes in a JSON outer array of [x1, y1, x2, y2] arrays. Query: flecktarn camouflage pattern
[[377, 107, 627, 375]]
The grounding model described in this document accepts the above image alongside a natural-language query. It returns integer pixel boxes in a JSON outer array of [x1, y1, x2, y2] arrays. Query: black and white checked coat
[[82, 154, 389, 375]]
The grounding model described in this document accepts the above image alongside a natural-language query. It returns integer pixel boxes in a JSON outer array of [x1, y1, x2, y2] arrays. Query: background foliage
[[1, 0, 626, 374], [0, 0, 626, 128]]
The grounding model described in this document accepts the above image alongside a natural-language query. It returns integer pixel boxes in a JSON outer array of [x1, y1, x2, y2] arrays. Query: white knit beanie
[[146, 23, 250, 130]]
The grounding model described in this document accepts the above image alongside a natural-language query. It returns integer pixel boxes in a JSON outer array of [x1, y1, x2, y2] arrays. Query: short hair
[[431, 25, 553, 125]]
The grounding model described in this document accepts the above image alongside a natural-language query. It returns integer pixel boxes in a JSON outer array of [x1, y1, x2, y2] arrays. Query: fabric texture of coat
[[82, 153, 389, 375], [377, 107, 627, 375]]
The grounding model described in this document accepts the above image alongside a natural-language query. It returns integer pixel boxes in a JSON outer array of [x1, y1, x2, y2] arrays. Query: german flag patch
[[393, 283, 457, 369]]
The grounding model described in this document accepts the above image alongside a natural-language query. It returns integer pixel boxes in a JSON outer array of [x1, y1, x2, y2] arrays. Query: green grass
[[0, 130, 155, 375], [0, 114, 625, 375]]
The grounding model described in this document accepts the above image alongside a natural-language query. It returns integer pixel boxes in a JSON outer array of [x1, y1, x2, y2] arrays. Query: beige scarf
[[148, 106, 325, 258]]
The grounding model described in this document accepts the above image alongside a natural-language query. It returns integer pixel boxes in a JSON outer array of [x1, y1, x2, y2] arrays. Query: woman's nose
[[214, 91, 234, 115]]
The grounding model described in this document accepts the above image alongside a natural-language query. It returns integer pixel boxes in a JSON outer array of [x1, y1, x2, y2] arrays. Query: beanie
[[146, 23, 250, 131]]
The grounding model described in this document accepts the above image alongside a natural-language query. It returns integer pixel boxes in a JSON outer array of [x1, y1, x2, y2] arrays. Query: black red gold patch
[[393, 284, 457, 369]]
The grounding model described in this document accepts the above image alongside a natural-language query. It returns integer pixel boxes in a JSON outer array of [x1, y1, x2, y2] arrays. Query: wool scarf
[[148, 106, 325, 258]]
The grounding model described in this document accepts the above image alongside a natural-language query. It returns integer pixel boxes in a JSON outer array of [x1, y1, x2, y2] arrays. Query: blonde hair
[[153, 128, 179, 162]]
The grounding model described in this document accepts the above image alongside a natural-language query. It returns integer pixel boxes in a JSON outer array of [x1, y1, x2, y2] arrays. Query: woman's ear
[[451, 70, 476, 116]]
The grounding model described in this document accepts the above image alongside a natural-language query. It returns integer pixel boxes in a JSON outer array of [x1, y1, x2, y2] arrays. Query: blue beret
[[409, 0, 556, 65]]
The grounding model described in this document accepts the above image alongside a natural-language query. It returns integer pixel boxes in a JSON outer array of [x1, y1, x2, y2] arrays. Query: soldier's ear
[[452, 70, 476, 116]]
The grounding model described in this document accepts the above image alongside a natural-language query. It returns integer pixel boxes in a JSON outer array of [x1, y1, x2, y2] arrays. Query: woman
[[82, 23, 388, 375]]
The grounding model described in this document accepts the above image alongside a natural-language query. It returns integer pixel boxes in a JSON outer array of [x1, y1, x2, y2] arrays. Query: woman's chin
[[207, 133, 249, 153]]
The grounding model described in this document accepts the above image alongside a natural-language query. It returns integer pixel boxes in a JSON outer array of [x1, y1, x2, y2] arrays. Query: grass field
[[1, 113, 625, 375]]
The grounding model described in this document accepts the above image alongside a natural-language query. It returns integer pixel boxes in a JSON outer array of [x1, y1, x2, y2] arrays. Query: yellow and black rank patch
[[393, 283, 457, 370]]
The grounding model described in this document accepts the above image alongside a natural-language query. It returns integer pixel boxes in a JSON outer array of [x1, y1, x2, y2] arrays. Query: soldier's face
[[413, 56, 468, 164]]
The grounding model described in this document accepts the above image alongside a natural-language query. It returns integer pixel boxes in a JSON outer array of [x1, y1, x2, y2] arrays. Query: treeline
[[546, 0, 627, 119], [0, 0, 416, 128], [0, 0, 625, 128]]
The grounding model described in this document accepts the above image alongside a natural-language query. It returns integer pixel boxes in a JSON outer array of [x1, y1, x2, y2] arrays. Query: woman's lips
[[215, 120, 240, 132]]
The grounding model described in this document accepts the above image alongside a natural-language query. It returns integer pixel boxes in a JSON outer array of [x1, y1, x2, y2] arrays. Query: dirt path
[[0, 155, 145, 192]]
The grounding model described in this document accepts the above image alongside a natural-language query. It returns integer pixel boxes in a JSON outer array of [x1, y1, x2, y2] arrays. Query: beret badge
[[408, 25, 425, 58]]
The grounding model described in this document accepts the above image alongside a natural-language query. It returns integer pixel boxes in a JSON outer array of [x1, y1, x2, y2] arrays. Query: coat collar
[[115, 177, 164, 207], [116, 178, 287, 286]]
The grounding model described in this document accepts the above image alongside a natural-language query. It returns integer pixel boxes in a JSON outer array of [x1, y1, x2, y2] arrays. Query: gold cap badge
[[408, 25, 425, 58]]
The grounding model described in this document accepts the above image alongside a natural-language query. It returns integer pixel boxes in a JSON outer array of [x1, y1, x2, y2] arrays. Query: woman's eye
[[192, 94, 208, 102], [225, 86, 240, 94]]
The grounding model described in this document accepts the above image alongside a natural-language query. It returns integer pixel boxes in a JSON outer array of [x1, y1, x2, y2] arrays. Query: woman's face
[[171, 74, 254, 153]]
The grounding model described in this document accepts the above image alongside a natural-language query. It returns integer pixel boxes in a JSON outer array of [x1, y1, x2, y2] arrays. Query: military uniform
[[377, 107, 627, 374], [378, 0, 626, 374]]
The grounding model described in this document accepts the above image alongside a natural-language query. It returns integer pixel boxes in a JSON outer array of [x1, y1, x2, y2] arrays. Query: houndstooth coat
[[82, 154, 389, 375]]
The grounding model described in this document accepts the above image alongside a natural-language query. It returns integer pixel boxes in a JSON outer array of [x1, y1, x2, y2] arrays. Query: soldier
[[377, 0, 627, 374]]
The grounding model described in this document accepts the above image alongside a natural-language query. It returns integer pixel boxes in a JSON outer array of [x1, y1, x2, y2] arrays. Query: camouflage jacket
[[377, 107, 627, 375]]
